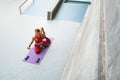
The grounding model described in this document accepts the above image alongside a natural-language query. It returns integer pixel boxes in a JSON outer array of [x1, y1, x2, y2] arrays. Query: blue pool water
[[55, 3, 89, 22], [23, 0, 89, 22], [65, 0, 90, 2]]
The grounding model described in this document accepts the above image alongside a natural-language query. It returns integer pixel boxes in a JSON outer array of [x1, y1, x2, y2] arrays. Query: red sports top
[[35, 35, 42, 46]]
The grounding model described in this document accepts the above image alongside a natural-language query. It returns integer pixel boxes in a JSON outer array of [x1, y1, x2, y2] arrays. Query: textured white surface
[[105, 0, 120, 80], [0, 0, 80, 80]]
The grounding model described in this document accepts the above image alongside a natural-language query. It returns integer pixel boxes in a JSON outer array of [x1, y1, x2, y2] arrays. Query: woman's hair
[[35, 28, 40, 32]]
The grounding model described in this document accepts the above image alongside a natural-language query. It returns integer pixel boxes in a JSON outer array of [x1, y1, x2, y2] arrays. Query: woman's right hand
[[27, 46, 31, 49]]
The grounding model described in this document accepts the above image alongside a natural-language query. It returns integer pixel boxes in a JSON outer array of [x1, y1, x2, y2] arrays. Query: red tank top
[[35, 35, 42, 44]]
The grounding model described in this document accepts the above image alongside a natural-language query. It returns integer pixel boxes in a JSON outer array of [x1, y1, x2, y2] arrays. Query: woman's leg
[[42, 37, 51, 48], [34, 45, 43, 54]]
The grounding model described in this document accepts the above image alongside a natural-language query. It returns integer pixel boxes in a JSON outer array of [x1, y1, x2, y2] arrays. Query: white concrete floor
[[23, 0, 57, 17], [0, 0, 80, 80]]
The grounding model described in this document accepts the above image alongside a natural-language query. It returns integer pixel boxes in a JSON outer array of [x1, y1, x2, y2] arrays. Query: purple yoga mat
[[23, 38, 54, 64]]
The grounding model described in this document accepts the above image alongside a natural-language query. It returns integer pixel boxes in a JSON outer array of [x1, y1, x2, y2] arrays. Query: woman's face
[[35, 31, 40, 37]]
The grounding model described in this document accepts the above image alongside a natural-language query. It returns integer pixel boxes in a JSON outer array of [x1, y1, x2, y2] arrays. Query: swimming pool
[[54, 2, 89, 22], [23, 0, 90, 22], [65, 0, 90, 2]]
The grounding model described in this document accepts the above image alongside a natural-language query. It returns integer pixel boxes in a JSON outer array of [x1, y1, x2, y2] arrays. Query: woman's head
[[35, 28, 40, 36]]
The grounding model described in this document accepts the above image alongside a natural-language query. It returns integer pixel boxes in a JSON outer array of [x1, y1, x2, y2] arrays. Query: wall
[[60, 0, 100, 80], [105, 0, 120, 80]]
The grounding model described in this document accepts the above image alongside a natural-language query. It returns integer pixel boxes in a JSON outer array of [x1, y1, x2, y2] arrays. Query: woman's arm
[[40, 27, 45, 34], [27, 37, 35, 49], [40, 27, 46, 38]]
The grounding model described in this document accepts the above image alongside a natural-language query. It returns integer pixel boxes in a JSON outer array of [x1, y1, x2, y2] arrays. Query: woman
[[27, 27, 51, 54]]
